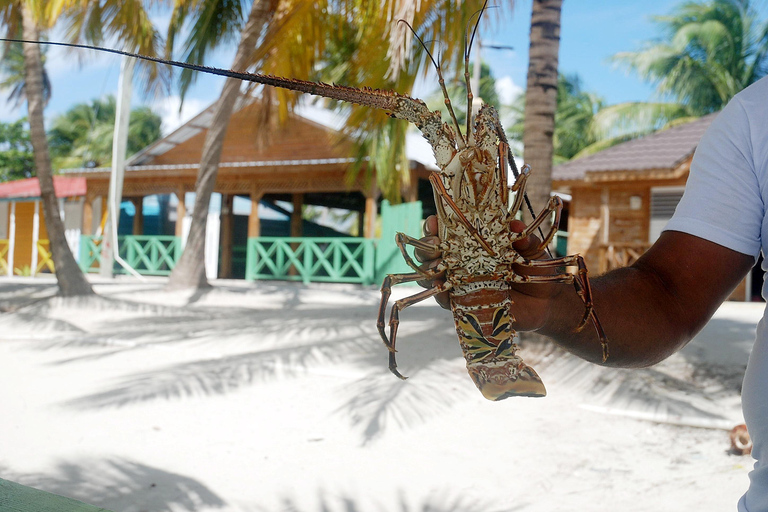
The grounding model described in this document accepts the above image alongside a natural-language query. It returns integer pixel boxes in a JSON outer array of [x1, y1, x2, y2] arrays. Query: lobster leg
[[395, 232, 442, 276], [505, 255, 609, 362], [529, 196, 564, 254], [520, 195, 563, 241], [377, 269, 446, 349], [385, 281, 453, 379], [498, 142, 510, 207], [508, 164, 532, 215]]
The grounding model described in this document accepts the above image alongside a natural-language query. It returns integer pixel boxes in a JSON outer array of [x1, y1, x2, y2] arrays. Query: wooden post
[[248, 188, 263, 238], [98, 195, 108, 236], [291, 193, 304, 237], [364, 195, 377, 239], [31, 200, 40, 275], [131, 197, 144, 235], [175, 188, 186, 238], [601, 187, 610, 245], [8, 202, 15, 276], [82, 194, 93, 236], [219, 194, 234, 279], [357, 209, 365, 237], [405, 168, 418, 203]]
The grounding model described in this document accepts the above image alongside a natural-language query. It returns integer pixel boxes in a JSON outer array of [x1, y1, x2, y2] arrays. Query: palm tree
[[14, 4, 94, 296], [48, 95, 161, 170], [0, 35, 50, 108], [601, 0, 768, 142], [165, 0, 280, 290], [0, 0, 165, 296], [522, 0, 562, 227], [166, 0, 514, 290], [0, 119, 34, 181], [506, 73, 604, 163]]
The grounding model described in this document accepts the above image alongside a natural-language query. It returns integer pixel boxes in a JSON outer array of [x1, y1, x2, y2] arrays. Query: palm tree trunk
[[166, 0, 277, 290], [21, 6, 93, 297], [523, 0, 562, 230]]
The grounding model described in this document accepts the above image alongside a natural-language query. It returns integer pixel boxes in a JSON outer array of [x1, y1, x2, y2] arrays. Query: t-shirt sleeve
[[664, 100, 762, 259]]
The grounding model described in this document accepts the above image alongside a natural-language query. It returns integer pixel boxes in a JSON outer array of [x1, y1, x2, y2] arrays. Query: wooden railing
[[246, 237, 376, 285], [35, 240, 55, 274], [598, 242, 650, 273], [80, 235, 181, 275], [0, 239, 8, 275]]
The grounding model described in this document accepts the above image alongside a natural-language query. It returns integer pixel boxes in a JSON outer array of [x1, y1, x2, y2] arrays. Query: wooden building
[[552, 113, 758, 301], [58, 97, 431, 279], [0, 176, 85, 276]]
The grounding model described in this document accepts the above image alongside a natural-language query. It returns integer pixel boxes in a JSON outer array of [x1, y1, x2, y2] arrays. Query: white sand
[[0, 276, 761, 512]]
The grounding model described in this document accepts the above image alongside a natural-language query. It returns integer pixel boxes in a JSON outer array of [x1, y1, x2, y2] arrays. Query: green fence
[[80, 235, 181, 275], [375, 200, 424, 282], [246, 237, 376, 285]]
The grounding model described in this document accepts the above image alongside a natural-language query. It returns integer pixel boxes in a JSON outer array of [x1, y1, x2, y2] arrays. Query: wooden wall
[[565, 177, 686, 273], [563, 174, 752, 301]]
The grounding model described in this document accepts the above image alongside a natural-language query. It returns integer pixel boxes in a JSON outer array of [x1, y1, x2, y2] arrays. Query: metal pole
[[100, 55, 143, 279]]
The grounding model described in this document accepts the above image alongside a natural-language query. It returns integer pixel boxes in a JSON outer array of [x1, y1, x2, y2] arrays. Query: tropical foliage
[[506, 73, 605, 163], [0, 39, 51, 108], [166, 0, 514, 289], [425, 60, 501, 131], [602, 0, 768, 142], [0, 118, 34, 181], [48, 95, 161, 170], [0, 0, 166, 297]]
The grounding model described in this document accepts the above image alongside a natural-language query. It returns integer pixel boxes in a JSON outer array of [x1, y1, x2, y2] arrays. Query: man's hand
[[413, 215, 558, 328]]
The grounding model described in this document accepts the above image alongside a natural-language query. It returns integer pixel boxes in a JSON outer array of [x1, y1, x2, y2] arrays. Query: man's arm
[[520, 230, 755, 367], [416, 217, 755, 368]]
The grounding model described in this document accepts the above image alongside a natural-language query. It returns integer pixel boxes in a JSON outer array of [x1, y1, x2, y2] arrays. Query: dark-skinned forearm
[[536, 265, 707, 368]]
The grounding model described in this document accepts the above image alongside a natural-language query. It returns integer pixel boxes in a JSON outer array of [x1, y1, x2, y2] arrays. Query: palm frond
[[589, 101, 693, 141]]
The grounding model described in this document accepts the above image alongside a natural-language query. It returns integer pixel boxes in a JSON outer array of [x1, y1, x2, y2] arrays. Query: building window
[[649, 187, 685, 243]]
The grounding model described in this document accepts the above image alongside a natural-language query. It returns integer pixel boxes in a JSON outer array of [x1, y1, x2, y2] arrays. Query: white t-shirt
[[665, 75, 768, 511]]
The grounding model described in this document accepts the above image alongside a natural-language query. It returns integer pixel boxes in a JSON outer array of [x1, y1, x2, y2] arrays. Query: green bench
[[0, 478, 113, 512]]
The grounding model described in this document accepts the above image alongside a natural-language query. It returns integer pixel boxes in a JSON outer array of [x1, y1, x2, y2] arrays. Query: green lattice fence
[[246, 237, 375, 285], [79, 235, 181, 275]]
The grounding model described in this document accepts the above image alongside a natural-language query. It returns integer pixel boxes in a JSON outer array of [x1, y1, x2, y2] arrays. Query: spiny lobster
[[2, 18, 608, 401]]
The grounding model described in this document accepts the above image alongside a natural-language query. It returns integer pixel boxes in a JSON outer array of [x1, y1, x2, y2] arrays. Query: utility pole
[[100, 56, 136, 277]]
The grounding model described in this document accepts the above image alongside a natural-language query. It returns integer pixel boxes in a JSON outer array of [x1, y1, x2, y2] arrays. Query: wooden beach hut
[[54, 96, 431, 282], [0, 176, 86, 276], [552, 113, 757, 301]]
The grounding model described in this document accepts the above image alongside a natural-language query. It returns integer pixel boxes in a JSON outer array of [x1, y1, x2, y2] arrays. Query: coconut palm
[[0, 35, 51, 108], [0, 118, 34, 181], [0, 0, 165, 297], [523, 0, 562, 228], [48, 95, 161, 170], [166, 0, 514, 290], [602, 0, 768, 142], [506, 73, 605, 162]]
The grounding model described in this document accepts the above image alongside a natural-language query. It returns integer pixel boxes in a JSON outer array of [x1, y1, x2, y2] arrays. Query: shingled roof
[[553, 113, 717, 182]]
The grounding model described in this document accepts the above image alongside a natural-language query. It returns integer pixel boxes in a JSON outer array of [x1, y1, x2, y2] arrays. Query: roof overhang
[[0, 176, 86, 200]]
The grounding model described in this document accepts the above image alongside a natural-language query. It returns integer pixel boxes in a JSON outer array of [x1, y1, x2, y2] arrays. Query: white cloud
[[151, 95, 209, 135], [495, 75, 523, 105]]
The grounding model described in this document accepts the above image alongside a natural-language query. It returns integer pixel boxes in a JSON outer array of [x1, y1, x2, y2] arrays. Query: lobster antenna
[[465, 1, 494, 137], [397, 20, 466, 146]]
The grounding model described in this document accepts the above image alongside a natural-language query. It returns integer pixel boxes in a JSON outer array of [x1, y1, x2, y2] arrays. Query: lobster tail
[[453, 301, 547, 401], [466, 358, 547, 400]]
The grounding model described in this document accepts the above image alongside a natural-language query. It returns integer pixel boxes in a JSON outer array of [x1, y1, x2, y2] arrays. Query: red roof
[[0, 176, 86, 199]]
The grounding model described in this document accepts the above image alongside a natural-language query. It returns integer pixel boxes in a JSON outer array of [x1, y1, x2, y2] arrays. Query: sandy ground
[[0, 276, 763, 512]]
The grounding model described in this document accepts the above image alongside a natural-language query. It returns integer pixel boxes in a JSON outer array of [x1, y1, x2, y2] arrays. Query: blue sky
[[2, 0, 767, 133]]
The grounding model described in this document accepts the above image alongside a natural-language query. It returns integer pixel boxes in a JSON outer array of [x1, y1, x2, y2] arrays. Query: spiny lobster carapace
[[2, 18, 608, 400]]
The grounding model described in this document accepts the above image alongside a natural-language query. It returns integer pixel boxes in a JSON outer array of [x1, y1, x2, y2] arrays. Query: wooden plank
[[0, 478, 113, 512]]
